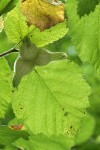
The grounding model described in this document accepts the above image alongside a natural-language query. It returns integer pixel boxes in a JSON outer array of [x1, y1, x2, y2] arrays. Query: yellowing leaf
[[21, 0, 64, 30]]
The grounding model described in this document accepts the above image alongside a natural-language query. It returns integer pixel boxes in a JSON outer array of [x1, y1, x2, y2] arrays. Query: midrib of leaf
[[34, 69, 64, 112], [33, 70, 63, 134]]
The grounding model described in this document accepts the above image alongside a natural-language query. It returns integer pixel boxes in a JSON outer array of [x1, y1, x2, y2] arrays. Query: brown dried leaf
[[21, 0, 64, 30]]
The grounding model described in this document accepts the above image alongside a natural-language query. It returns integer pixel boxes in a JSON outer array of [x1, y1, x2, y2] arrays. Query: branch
[[0, 41, 20, 58], [0, 48, 19, 58]]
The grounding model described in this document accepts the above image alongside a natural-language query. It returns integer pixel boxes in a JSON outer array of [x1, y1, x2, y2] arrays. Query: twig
[[0, 48, 19, 58], [0, 41, 20, 58]]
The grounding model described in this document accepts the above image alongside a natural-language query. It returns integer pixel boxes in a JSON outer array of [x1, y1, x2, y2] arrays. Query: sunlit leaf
[[12, 60, 91, 137], [0, 58, 11, 118]]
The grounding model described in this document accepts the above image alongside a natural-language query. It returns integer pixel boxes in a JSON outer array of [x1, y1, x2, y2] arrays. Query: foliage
[[12, 60, 90, 136], [4, 5, 68, 46], [0, 0, 100, 150], [67, 0, 100, 75]]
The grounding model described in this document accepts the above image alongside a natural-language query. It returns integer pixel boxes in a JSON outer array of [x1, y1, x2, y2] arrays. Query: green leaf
[[0, 31, 14, 53], [29, 22, 68, 47], [66, 0, 100, 75], [78, 0, 99, 17], [89, 84, 100, 136], [14, 134, 74, 150], [4, 5, 28, 43], [2, 0, 19, 14], [4, 145, 17, 150], [96, 135, 100, 144], [75, 114, 95, 145], [0, 0, 11, 14], [0, 58, 11, 118], [75, 142, 100, 150], [12, 60, 91, 137], [0, 125, 29, 145]]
